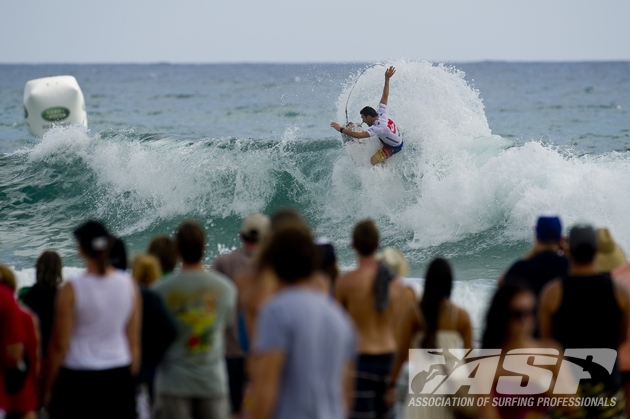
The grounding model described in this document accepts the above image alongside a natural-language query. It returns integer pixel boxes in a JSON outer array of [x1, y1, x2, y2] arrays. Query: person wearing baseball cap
[[539, 224, 630, 418], [211, 213, 270, 418], [502, 213, 569, 299]]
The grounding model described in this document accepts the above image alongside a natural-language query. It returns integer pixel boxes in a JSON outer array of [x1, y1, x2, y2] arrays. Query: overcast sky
[[2, 0, 629, 63]]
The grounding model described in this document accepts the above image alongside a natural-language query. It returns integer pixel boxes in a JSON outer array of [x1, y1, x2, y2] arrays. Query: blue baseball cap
[[535, 213, 562, 242]]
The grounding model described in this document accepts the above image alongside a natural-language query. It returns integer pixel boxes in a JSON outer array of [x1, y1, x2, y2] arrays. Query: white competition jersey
[[366, 103, 402, 147]]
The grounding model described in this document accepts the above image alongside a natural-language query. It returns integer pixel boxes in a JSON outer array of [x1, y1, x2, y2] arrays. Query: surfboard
[[341, 123, 382, 167], [340, 122, 364, 144]]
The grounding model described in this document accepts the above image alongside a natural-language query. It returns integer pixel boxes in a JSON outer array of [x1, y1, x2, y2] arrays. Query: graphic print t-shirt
[[152, 270, 236, 397], [366, 103, 402, 147]]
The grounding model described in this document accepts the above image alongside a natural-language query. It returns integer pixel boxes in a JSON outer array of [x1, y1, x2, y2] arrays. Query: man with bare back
[[335, 219, 403, 419]]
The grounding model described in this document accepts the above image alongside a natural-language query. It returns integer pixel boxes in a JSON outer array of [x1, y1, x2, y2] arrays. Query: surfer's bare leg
[[371, 147, 393, 165]]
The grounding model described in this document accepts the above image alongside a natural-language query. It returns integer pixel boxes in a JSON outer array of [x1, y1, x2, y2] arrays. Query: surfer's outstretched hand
[[330, 122, 341, 131], [385, 66, 396, 79]]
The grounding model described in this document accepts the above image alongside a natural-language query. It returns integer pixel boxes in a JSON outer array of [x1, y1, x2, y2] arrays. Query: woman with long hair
[[482, 282, 537, 350], [21, 251, 63, 411], [44, 221, 141, 419], [388, 257, 473, 419], [21, 251, 62, 360], [479, 282, 570, 419]]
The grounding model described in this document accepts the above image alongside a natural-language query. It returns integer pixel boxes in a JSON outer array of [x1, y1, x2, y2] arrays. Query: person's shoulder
[[140, 285, 160, 301], [504, 257, 538, 280], [18, 301, 36, 317], [611, 277, 630, 306], [141, 286, 171, 313], [151, 274, 173, 292], [0, 285, 15, 302], [55, 280, 76, 307], [17, 286, 32, 301], [18, 303, 38, 328], [212, 249, 237, 268], [506, 258, 528, 271], [541, 277, 562, 292], [453, 303, 471, 322], [111, 269, 133, 282], [539, 277, 563, 308], [258, 289, 293, 320], [613, 263, 630, 281], [534, 251, 569, 267], [206, 268, 236, 291], [390, 275, 405, 290], [534, 249, 565, 259]]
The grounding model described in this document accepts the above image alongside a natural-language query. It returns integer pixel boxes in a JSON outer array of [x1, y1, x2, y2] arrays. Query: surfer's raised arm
[[379, 66, 396, 106], [332, 64, 402, 165]]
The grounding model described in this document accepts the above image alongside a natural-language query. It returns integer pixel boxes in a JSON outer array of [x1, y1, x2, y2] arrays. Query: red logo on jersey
[[387, 119, 397, 134]]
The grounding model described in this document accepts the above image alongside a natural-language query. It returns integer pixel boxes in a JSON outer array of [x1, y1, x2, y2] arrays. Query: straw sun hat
[[376, 247, 410, 277], [594, 227, 627, 272]]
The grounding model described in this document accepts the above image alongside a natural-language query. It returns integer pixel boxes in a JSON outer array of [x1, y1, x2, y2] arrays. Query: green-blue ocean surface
[[1, 61, 629, 329]]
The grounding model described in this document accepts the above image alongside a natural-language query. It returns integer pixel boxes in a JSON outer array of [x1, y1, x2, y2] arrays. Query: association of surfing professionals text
[[407, 396, 618, 408]]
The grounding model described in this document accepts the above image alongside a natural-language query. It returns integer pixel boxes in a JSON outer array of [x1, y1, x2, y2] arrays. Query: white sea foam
[[328, 60, 630, 256], [18, 60, 630, 267], [27, 128, 284, 236], [13, 266, 86, 290]]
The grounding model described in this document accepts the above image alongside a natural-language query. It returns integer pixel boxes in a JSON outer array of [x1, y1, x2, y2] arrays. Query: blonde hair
[[0, 264, 17, 292], [132, 254, 162, 286], [376, 247, 410, 277]]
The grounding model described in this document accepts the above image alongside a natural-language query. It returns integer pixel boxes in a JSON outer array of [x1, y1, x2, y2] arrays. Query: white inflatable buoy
[[23, 75, 87, 137]]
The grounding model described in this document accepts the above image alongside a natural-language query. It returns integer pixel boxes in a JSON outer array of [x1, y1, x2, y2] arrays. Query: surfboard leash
[[344, 63, 385, 125]]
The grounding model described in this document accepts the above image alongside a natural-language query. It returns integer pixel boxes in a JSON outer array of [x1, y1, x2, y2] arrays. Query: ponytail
[[81, 237, 112, 276], [94, 248, 109, 275]]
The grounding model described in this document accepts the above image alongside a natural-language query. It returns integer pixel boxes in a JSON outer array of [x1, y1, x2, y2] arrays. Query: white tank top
[[63, 270, 135, 370]]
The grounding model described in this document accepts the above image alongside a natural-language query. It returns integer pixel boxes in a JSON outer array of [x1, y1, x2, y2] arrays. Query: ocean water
[[1, 60, 629, 332]]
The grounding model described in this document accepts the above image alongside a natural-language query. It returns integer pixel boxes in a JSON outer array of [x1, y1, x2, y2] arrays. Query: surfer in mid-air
[[331, 66, 403, 165]]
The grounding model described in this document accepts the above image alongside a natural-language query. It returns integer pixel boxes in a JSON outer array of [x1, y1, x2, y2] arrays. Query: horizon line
[[1, 59, 630, 66]]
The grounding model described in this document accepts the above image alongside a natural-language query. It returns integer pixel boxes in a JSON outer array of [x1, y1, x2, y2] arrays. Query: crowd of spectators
[[1, 211, 629, 419]]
